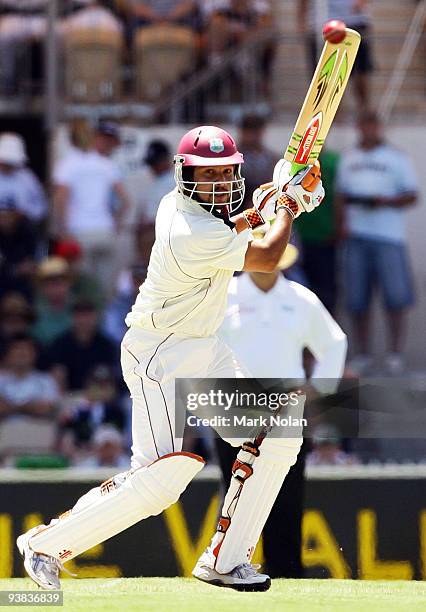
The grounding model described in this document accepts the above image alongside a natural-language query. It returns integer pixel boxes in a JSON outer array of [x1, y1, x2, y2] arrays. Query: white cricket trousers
[[27, 324, 303, 569], [121, 326, 247, 469]]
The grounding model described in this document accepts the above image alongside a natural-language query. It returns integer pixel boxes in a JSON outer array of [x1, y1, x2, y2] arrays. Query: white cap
[[0, 133, 27, 166], [93, 425, 123, 447]]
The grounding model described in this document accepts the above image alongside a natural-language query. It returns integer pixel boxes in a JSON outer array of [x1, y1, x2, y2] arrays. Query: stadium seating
[[134, 25, 196, 102], [64, 28, 123, 103], [0, 417, 57, 457]]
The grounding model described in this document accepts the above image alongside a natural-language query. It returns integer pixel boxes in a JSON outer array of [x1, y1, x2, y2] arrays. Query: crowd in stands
[[0, 105, 421, 468], [0, 0, 276, 101], [0, 0, 380, 114]]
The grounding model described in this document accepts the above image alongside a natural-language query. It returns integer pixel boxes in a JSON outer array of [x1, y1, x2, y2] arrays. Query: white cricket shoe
[[17, 528, 64, 590], [193, 561, 271, 592]]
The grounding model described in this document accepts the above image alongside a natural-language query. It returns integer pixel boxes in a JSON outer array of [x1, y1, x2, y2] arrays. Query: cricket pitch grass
[[1, 578, 426, 611]]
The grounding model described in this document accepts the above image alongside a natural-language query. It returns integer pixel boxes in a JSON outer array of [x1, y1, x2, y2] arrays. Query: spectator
[[129, 2, 200, 103], [307, 424, 359, 466], [336, 111, 418, 375], [75, 425, 129, 468], [204, 0, 274, 94], [0, 194, 38, 299], [32, 257, 73, 346], [297, 0, 373, 110], [46, 298, 117, 392], [126, 139, 176, 262], [52, 120, 130, 291], [0, 133, 48, 223], [64, 1, 123, 36], [0, 1, 48, 94], [59, 366, 126, 463], [139, 140, 175, 225], [103, 263, 147, 344], [53, 238, 106, 311], [0, 292, 34, 354], [0, 333, 59, 420], [60, 116, 93, 159], [128, 1, 198, 27], [238, 114, 277, 208], [296, 148, 340, 313]]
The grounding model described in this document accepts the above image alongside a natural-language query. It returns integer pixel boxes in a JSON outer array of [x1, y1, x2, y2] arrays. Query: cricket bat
[[285, 27, 361, 177]]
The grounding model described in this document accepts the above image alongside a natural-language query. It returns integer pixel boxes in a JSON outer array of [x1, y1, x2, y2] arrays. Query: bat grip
[[289, 164, 311, 186], [290, 161, 308, 177]]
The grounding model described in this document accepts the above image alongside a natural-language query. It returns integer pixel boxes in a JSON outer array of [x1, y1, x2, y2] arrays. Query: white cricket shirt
[[336, 144, 418, 244], [126, 189, 251, 337], [139, 169, 176, 224], [0, 168, 47, 221], [219, 274, 347, 392], [54, 149, 122, 234]]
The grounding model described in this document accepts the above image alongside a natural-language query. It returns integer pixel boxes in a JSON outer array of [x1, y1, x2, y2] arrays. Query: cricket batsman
[[17, 125, 324, 592]]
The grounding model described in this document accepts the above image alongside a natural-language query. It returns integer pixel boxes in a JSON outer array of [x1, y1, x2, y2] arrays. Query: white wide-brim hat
[[0, 133, 27, 166]]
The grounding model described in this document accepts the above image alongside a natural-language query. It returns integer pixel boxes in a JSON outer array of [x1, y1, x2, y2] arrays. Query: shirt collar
[[175, 189, 214, 218], [244, 272, 289, 296]]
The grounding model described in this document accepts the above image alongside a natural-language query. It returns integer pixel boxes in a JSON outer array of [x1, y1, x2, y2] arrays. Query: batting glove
[[242, 182, 278, 229], [273, 159, 325, 219], [243, 160, 325, 229]]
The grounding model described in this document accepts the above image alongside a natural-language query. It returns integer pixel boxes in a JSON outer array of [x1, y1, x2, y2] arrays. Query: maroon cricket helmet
[[174, 126, 245, 213], [176, 126, 244, 166]]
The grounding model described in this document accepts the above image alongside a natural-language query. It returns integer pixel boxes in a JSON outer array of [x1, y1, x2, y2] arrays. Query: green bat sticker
[[313, 50, 338, 112]]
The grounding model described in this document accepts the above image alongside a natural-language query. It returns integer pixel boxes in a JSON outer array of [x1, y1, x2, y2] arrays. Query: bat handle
[[290, 161, 308, 177], [289, 164, 312, 187]]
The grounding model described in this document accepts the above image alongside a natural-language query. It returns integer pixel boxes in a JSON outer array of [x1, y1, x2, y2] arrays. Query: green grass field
[[1, 578, 426, 612]]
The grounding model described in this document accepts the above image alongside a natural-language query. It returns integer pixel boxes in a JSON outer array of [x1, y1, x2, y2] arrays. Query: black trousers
[[214, 436, 307, 578], [301, 241, 337, 315]]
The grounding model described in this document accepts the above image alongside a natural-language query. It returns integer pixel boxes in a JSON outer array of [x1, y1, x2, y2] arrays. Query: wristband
[[275, 204, 295, 219], [243, 207, 265, 229], [276, 195, 298, 219], [277, 204, 294, 219]]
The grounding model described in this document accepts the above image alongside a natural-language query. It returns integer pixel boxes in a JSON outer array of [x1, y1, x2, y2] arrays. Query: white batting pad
[[205, 433, 303, 574], [29, 452, 204, 561]]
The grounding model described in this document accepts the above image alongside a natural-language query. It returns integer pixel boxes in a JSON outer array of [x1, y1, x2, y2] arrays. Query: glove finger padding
[[284, 180, 325, 218], [300, 160, 321, 192], [273, 159, 293, 191], [253, 183, 278, 213], [246, 182, 278, 227]]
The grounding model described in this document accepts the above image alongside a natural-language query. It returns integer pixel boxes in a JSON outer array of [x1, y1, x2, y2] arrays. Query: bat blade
[[284, 28, 361, 176]]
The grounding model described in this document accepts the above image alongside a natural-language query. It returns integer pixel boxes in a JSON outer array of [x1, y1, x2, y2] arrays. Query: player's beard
[[208, 183, 231, 204], [211, 191, 230, 205], [195, 186, 230, 206], [198, 188, 233, 227]]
